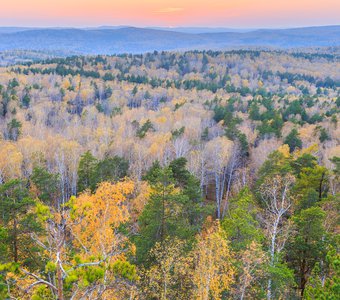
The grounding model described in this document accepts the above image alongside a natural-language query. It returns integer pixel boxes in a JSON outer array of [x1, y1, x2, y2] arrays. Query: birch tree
[[205, 136, 233, 218], [259, 174, 295, 300]]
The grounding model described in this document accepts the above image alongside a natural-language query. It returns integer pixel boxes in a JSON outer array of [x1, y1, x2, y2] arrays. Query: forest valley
[[0, 50, 339, 299]]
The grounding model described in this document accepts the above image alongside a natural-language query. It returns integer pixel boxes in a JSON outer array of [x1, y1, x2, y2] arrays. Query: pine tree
[[284, 129, 302, 152]]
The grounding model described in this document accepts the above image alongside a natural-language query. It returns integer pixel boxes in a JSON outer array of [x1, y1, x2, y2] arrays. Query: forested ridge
[[0, 50, 339, 299], [0, 26, 339, 54]]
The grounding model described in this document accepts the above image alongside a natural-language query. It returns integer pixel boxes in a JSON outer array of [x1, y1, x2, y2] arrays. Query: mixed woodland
[[0, 50, 339, 299]]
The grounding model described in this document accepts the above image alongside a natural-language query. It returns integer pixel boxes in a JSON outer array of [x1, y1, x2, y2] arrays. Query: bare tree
[[259, 174, 295, 300], [222, 143, 242, 217], [205, 137, 233, 219]]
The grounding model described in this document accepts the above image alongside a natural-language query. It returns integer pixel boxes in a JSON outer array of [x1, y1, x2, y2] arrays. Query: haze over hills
[[0, 26, 261, 34], [145, 27, 254, 33], [0, 25, 339, 55]]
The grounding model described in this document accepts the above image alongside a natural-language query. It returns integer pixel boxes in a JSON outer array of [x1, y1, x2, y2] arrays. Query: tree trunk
[[215, 173, 221, 219], [222, 168, 233, 218], [267, 279, 272, 300], [161, 185, 166, 242], [267, 217, 279, 300], [240, 283, 246, 300], [13, 218, 18, 262], [56, 261, 64, 300], [318, 172, 325, 201], [300, 258, 307, 298]]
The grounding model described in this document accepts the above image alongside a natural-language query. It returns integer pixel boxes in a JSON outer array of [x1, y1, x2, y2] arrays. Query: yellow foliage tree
[[277, 144, 291, 158], [237, 241, 268, 300], [70, 180, 134, 256], [8, 180, 137, 300], [0, 141, 23, 183], [192, 221, 234, 300], [141, 238, 193, 300]]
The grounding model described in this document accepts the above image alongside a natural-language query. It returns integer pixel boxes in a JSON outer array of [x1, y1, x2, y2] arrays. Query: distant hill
[[0, 27, 36, 34], [0, 25, 339, 54], [146, 27, 254, 33]]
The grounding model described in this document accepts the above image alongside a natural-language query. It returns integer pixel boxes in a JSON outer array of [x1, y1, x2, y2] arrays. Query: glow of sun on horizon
[[1, 0, 340, 27]]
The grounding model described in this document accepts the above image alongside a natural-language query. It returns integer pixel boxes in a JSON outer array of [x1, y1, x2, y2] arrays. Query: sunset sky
[[1, 0, 340, 28]]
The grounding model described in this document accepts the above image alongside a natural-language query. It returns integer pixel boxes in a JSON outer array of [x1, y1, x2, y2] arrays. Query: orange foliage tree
[[7, 180, 138, 300]]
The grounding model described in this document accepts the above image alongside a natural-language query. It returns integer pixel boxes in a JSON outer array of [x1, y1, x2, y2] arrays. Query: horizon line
[[0, 24, 339, 30]]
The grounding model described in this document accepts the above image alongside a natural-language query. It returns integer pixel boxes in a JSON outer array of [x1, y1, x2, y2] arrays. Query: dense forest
[[0, 50, 339, 299]]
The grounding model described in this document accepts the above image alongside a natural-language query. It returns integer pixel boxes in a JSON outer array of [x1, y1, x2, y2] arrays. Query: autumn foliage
[[0, 49, 339, 299]]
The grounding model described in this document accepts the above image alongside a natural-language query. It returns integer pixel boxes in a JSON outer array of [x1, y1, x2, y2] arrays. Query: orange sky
[[1, 0, 340, 28]]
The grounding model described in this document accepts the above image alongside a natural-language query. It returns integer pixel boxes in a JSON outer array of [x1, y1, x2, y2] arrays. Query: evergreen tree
[[304, 248, 340, 300], [31, 167, 60, 206], [77, 151, 98, 192], [136, 161, 208, 264], [21, 93, 31, 108], [291, 153, 317, 177], [295, 165, 329, 203], [7, 118, 22, 141], [0, 180, 41, 265], [77, 152, 129, 192], [287, 207, 327, 298], [319, 127, 330, 143], [284, 129, 302, 152], [221, 188, 263, 251], [95, 156, 129, 183]]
